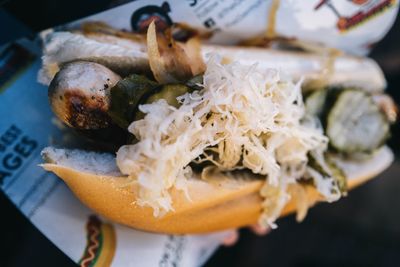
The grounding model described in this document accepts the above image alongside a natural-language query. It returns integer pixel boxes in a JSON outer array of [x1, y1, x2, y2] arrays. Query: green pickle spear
[[108, 74, 158, 129]]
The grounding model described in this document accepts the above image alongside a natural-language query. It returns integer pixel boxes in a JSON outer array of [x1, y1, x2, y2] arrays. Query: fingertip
[[222, 230, 239, 246], [250, 224, 270, 235]]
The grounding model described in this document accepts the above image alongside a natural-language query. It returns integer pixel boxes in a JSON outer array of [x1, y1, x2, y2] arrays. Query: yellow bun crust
[[42, 147, 392, 234]]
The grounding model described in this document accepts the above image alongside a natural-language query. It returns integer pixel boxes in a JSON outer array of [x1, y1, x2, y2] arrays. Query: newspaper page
[[0, 38, 230, 266]]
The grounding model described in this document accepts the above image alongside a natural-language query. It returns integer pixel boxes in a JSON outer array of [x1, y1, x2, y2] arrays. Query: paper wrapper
[[0, 1, 398, 266], [66, 0, 398, 55], [0, 40, 232, 266]]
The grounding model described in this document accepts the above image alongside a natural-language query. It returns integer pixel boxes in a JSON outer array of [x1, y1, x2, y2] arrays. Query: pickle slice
[[108, 74, 158, 129], [307, 152, 347, 195], [305, 89, 328, 117], [326, 90, 389, 154], [144, 84, 190, 107], [185, 74, 204, 91], [134, 84, 191, 120]]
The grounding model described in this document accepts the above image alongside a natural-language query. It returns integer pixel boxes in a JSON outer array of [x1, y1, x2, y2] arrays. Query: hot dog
[[40, 22, 396, 233]]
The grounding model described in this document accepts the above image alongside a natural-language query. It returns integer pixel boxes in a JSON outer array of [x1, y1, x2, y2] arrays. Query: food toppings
[[116, 55, 341, 227], [146, 21, 205, 83], [45, 22, 394, 227], [108, 74, 158, 129], [305, 88, 391, 154]]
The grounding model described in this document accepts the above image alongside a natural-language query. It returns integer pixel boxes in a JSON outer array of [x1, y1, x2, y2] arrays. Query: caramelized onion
[[181, 37, 206, 76], [146, 21, 204, 83]]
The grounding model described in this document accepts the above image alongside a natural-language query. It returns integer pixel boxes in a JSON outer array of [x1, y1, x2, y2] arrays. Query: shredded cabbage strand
[[116, 55, 340, 227]]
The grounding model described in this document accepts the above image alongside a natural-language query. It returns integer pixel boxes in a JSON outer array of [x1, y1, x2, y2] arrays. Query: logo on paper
[[314, 0, 397, 32], [79, 215, 116, 267], [130, 2, 173, 33]]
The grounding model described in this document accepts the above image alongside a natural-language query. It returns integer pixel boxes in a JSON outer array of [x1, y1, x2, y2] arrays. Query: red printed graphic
[[314, 0, 396, 32], [79, 215, 116, 267]]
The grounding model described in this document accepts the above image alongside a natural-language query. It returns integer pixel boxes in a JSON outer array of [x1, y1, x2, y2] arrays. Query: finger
[[250, 224, 270, 236], [222, 230, 239, 246]]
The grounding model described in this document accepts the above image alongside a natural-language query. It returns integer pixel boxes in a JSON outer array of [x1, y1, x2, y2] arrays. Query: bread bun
[[40, 31, 386, 92], [41, 146, 393, 234]]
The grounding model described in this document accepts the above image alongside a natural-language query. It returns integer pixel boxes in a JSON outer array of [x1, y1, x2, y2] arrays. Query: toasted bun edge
[[41, 146, 393, 234]]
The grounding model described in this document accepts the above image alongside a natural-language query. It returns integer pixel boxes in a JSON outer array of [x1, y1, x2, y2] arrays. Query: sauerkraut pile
[[116, 55, 342, 227]]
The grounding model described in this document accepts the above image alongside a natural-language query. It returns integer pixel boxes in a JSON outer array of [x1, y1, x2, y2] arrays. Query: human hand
[[222, 225, 271, 246]]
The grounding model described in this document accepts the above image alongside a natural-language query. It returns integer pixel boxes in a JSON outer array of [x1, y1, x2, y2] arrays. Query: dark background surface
[[1, 1, 400, 266]]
